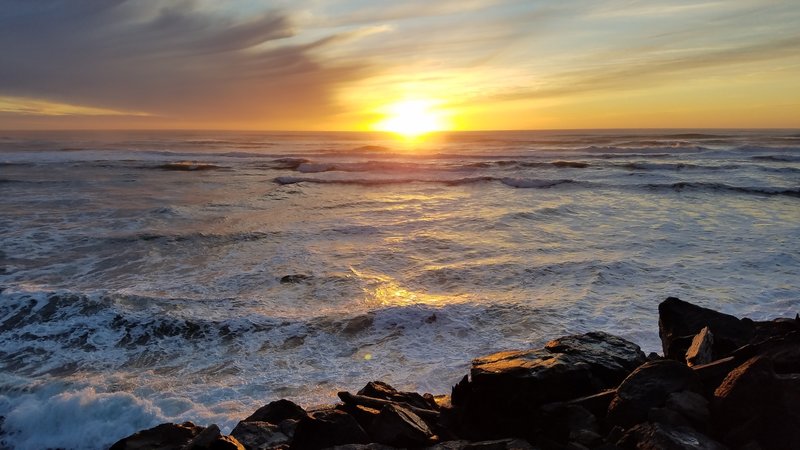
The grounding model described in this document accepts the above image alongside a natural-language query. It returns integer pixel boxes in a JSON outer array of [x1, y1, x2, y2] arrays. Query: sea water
[[0, 129, 798, 449]]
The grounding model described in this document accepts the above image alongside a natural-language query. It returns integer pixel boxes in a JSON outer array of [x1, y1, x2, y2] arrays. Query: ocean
[[1, 129, 798, 449]]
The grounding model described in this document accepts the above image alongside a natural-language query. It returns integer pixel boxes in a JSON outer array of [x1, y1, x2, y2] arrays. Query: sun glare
[[374, 100, 449, 138]]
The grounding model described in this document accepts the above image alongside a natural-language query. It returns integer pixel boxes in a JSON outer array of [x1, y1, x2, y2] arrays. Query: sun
[[374, 99, 449, 138]]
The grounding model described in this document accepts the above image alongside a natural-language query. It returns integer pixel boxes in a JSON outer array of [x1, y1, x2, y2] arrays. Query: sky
[[1, 0, 799, 131]]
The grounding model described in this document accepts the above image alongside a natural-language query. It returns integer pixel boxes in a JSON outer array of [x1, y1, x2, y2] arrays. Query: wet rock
[[280, 274, 310, 284], [291, 408, 369, 450], [426, 439, 537, 450], [616, 422, 727, 450], [544, 331, 647, 387], [538, 403, 598, 445], [243, 399, 307, 424], [685, 326, 714, 367], [658, 297, 754, 360], [338, 403, 382, 431], [109, 422, 205, 450], [607, 360, 702, 429], [459, 332, 645, 438], [183, 424, 245, 450], [665, 391, 709, 427], [358, 381, 438, 410], [711, 356, 796, 448], [327, 444, 396, 450], [369, 403, 434, 447], [230, 421, 290, 449]]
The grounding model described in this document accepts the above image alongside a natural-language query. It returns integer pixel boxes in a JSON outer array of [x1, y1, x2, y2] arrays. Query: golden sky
[[1, 0, 798, 130]]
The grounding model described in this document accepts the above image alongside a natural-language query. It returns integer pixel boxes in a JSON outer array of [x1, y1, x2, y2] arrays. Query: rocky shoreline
[[111, 297, 800, 450]]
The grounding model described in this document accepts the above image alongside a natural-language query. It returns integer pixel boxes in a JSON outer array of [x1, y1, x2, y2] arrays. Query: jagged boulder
[[243, 399, 307, 424], [658, 297, 754, 360], [607, 360, 702, 429], [230, 421, 290, 449], [616, 422, 727, 450], [369, 403, 434, 447], [291, 408, 370, 450], [109, 422, 205, 450], [455, 332, 645, 438]]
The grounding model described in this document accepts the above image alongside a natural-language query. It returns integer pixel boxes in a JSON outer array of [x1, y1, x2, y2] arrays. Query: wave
[[274, 175, 580, 189], [154, 162, 227, 171], [644, 182, 800, 198], [751, 155, 800, 162], [106, 231, 280, 246]]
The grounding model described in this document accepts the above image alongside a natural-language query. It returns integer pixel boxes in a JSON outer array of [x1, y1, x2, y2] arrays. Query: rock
[[713, 356, 782, 447], [358, 381, 438, 410], [426, 439, 537, 450], [327, 444, 396, 450], [109, 422, 205, 450], [544, 331, 647, 387], [685, 326, 714, 367], [291, 408, 369, 450], [458, 332, 645, 438], [665, 391, 709, 427], [280, 274, 310, 284], [338, 403, 381, 431], [182, 424, 246, 450], [537, 403, 598, 446], [230, 421, 290, 449], [658, 297, 754, 360], [607, 360, 702, 429], [616, 422, 727, 450], [369, 403, 434, 447], [243, 399, 307, 424]]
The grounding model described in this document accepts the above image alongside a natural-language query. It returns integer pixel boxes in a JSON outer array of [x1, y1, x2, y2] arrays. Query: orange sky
[[1, 1, 798, 131]]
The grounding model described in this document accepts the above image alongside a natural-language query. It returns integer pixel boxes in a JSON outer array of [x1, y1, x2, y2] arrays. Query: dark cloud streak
[[0, 0, 369, 125]]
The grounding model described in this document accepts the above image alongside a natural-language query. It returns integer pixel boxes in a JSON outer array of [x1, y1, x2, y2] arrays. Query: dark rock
[[342, 315, 374, 335], [607, 360, 702, 429], [230, 421, 290, 449], [646, 407, 690, 428], [280, 418, 300, 439], [280, 274, 310, 284], [183, 424, 222, 449], [712, 355, 797, 448], [463, 439, 537, 450], [109, 422, 205, 450], [658, 297, 754, 360], [457, 332, 644, 439], [616, 422, 727, 450], [426, 440, 537, 450], [358, 381, 437, 410], [291, 408, 369, 450], [183, 424, 246, 450], [369, 403, 434, 447], [685, 326, 714, 367], [665, 391, 709, 427], [566, 389, 616, 418], [338, 403, 381, 431], [243, 399, 307, 424], [327, 444, 396, 450], [545, 331, 647, 387], [538, 403, 598, 446]]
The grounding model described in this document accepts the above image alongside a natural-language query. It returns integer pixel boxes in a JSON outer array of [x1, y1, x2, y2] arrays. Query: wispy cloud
[[0, 0, 372, 126]]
